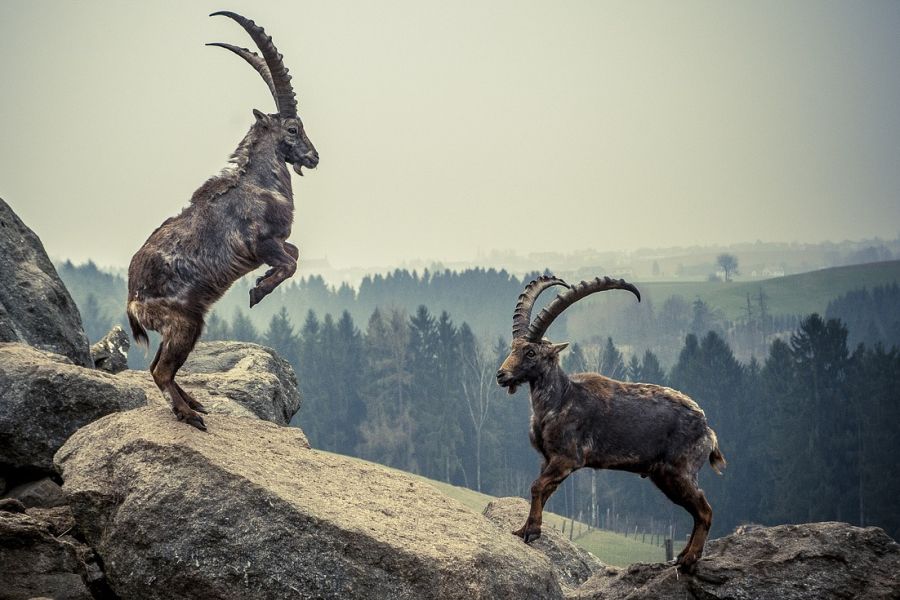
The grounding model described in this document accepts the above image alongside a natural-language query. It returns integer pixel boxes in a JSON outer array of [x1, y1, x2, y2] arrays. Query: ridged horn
[[512, 275, 569, 339], [210, 11, 298, 118], [206, 43, 278, 102], [526, 276, 641, 342]]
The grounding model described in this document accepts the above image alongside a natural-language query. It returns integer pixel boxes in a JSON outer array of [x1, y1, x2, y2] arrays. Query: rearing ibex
[[496, 275, 726, 572], [127, 12, 318, 430]]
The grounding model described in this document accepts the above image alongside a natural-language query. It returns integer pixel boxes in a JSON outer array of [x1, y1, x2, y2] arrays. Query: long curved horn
[[210, 11, 298, 118], [527, 276, 641, 342], [206, 43, 278, 102], [512, 275, 569, 339]]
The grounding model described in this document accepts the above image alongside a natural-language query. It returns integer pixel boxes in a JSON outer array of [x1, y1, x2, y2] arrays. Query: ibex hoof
[[249, 287, 266, 308], [188, 399, 209, 414], [523, 530, 542, 544], [676, 553, 700, 574], [184, 414, 207, 431], [513, 524, 542, 544], [174, 407, 207, 431]]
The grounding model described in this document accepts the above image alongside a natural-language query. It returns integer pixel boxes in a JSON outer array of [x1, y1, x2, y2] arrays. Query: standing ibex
[[496, 275, 726, 572], [127, 12, 318, 430]]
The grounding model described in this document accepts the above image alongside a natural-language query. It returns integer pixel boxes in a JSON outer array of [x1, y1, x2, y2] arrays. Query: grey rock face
[[569, 522, 900, 600], [0, 197, 91, 367], [55, 405, 564, 600], [117, 341, 302, 425], [89, 325, 130, 373], [483, 497, 607, 590], [0, 343, 146, 473], [0, 509, 93, 600], [2, 477, 67, 508], [25, 505, 77, 537]]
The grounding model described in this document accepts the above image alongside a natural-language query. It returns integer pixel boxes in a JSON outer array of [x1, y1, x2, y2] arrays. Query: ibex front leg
[[514, 456, 576, 543], [250, 240, 298, 307]]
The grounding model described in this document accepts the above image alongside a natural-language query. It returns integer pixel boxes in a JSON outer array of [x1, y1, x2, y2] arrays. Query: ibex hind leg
[[650, 468, 712, 573], [151, 319, 206, 431]]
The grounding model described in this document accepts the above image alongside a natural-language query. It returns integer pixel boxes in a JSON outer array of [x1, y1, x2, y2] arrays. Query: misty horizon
[[1, 1, 898, 271]]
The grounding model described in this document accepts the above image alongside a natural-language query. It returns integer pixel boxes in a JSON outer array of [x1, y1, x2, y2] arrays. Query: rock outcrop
[[89, 325, 130, 373], [0, 343, 146, 474], [483, 497, 607, 590], [55, 405, 564, 600], [0, 509, 94, 600], [569, 521, 900, 600], [0, 197, 92, 367], [118, 341, 302, 425], [2, 476, 67, 508]]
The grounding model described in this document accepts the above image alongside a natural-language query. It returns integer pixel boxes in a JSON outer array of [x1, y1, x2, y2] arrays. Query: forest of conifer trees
[[58, 261, 900, 541]]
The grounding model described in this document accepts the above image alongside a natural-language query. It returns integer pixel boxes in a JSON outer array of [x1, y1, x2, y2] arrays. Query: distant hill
[[637, 260, 900, 320]]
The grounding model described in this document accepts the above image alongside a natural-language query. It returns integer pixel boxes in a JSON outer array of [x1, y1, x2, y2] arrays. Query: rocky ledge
[[53, 405, 563, 600]]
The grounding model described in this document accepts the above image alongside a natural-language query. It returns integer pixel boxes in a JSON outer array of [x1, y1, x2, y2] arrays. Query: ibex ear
[[252, 109, 270, 126], [550, 342, 569, 355]]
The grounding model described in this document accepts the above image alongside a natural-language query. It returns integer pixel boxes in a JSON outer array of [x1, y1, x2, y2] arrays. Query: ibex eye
[[288, 127, 298, 134], [525, 349, 536, 358]]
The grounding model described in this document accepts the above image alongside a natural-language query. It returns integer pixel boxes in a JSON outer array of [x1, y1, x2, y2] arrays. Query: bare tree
[[461, 339, 497, 492], [717, 253, 739, 282]]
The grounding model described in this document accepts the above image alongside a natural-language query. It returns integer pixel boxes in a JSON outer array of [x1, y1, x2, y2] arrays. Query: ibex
[[496, 275, 726, 572], [127, 12, 318, 430]]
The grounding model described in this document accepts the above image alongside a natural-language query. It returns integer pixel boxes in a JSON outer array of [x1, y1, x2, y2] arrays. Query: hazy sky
[[1, 1, 898, 269]]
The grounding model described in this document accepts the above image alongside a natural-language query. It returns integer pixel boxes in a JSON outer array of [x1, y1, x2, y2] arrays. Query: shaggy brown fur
[[497, 279, 726, 573], [127, 14, 317, 430]]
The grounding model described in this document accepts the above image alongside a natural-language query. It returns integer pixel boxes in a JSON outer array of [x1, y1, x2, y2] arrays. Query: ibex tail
[[126, 301, 149, 348], [708, 429, 727, 475]]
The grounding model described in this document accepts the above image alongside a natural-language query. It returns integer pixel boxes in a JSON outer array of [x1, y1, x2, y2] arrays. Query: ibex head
[[209, 11, 319, 175], [496, 275, 641, 394]]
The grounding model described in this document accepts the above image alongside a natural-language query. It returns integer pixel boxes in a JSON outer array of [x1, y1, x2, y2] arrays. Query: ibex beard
[[126, 12, 318, 431]]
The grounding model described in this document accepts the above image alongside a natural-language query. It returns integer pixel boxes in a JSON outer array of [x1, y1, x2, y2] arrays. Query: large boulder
[[0, 509, 93, 600], [569, 522, 900, 600], [89, 325, 130, 373], [117, 341, 301, 425], [483, 497, 607, 590], [54, 405, 564, 600], [0, 343, 146, 474], [0, 197, 92, 367]]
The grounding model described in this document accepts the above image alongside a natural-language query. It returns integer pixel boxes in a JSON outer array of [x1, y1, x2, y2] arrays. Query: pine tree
[[627, 354, 642, 382], [760, 338, 799, 523], [358, 308, 415, 471], [262, 306, 299, 365], [333, 310, 366, 454], [598, 337, 626, 380], [231, 308, 259, 343], [640, 350, 667, 385], [294, 310, 322, 434], [849, 344, 900, 539], [788, 314, 852, 522], [204, 311, 231, 341], [562, 342, 588, 373], [80, 293, 107, 342]]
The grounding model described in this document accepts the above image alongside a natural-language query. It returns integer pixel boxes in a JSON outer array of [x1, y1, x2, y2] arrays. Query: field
[[636, 260, 900, 320], [421, 477, 671, 566]]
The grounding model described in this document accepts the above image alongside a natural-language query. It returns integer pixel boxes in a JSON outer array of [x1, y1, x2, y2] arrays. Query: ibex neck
[[529, 364, 571, 415], [227, 126, 293, 200], [243, 135, 293, 199]]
